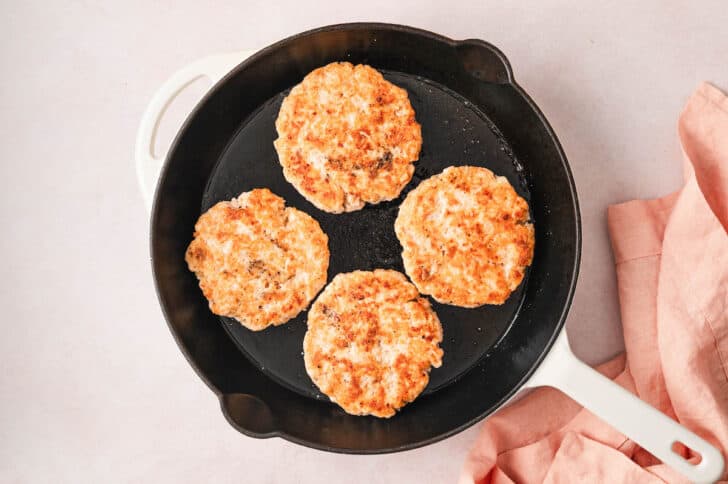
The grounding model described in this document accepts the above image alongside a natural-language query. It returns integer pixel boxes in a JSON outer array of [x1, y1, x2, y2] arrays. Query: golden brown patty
[[303, 270, 443, 418], [395, 166, 534, 307], [274, 62, 422, 213], [185, 188, 329, 331]]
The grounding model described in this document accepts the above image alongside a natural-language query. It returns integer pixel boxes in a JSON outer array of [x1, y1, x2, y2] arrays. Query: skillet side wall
[[151, 23, 580, 452]]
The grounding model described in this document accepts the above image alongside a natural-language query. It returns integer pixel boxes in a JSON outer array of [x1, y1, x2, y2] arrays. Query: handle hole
[[152, 76, 211, 160], [672, 441, 703, 465]]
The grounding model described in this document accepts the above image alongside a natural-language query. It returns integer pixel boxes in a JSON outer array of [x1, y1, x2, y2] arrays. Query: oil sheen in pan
[[201, 70, 532, 401]]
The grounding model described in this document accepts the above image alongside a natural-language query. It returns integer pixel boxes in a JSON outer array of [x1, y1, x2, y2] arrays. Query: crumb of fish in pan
[[185, 188, 329, 331], [304, 270, 443, 418], [274, 62, 422, 213], [395, 165, 534, 307]]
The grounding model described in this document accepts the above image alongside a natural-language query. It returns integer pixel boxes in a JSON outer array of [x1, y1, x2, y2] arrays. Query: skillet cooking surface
[[202, 70, 531, 400]]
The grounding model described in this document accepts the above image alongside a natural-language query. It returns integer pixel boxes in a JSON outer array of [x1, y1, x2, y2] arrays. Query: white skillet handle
[[134, 51, 254, 213], [528, 331, 724, 483]]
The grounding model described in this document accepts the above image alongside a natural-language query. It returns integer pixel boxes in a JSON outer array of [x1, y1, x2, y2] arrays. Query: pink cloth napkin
[[459, 82, 728, 484]]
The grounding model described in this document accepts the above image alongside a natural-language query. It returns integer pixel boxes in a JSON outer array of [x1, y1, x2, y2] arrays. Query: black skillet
[[145, 23, 723, 480]]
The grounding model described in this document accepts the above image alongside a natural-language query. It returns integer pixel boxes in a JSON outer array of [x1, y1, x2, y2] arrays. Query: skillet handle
[[527, 332, 724, 483], [134, 51, 254, 213]]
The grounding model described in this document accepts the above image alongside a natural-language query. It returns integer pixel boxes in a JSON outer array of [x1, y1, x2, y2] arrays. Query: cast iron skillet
[[151, 23, 579, 452], [145, 25, 726, 481]]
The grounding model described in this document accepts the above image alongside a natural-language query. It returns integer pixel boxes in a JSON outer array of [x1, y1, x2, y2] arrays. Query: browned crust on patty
[[185, 188, 329, 330], [395, 166, 534, 307], [304, 270, 443, 417], [274, 62, 421, 213]]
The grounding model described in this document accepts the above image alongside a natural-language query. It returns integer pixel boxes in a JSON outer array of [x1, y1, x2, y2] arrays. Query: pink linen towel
[[459, 82, 728, 484]]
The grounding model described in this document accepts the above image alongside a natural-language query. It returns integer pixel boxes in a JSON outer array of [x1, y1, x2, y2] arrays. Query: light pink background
[[2, 1, 726, 482]]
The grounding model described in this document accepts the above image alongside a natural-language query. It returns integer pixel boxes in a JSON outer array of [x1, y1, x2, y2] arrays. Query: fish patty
[[304, 270, 443, 418], [185, 188, 329, 331], [274, 62, 421, 213], [395, 166, 534, 307]]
